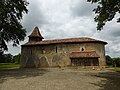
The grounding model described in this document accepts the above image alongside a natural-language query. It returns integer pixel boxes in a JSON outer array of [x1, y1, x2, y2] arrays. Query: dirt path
[[0, 68, 120, 90]]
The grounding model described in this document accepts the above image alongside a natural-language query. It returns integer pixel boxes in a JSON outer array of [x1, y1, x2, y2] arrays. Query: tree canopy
[[105, 55, 120, 67], [105, 55, 113, 66], [87, 0, 120, 30], [0, 0, 29, 54], [0, 53, 13, 63]]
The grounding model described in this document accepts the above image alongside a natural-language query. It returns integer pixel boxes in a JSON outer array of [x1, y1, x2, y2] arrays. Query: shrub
[[0, 54, 13, 63], [105, 55, 113, 66], [113, 58, 120, 67]]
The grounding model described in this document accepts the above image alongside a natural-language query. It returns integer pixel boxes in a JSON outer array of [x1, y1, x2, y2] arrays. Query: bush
[[0, 53, 21, 64], [106, 55, 120, 67], [113, 58, 120, 67], [106, 55, 113, 66], [0, 53, 13, 63]]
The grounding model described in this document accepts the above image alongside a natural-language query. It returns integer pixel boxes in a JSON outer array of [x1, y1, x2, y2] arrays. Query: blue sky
[[6, 0, 120, 57]]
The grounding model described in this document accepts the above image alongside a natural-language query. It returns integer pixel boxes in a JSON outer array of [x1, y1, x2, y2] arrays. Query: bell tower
[[28, 26, 44, 42]]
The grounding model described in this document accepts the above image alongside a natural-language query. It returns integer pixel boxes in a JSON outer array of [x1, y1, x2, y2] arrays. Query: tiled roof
[[28, 26, 44, 39], [70, 51, 100, 58], [22, 37, 107, 46]]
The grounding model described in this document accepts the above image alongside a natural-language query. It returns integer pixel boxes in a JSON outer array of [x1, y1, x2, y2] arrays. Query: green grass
[[0, 63, 20, 69], [112, 67, 120, 71], [107, 67, 120, 71]]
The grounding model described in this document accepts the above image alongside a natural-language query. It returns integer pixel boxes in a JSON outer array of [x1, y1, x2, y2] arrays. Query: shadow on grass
[[90, 71, 120, 90], [0, 68, 49, 84]]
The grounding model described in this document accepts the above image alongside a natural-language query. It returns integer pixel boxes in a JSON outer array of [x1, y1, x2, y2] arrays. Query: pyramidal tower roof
[[28, 26, 44, 39]]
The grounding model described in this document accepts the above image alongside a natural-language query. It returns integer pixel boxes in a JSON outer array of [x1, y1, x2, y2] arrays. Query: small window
[[56, 47, 57, 53], [81, 48, 84, 51]]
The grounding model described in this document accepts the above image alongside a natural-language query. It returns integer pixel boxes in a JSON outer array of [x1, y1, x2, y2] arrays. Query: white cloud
[[70, 0, 96, 17]]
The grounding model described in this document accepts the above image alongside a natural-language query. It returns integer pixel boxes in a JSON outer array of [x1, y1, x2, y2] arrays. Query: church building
[[21, 26, 107, 68]]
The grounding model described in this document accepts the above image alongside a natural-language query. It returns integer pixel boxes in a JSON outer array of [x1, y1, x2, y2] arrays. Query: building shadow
[[90, 71, 120, 90], [0, 68, 49, 84]]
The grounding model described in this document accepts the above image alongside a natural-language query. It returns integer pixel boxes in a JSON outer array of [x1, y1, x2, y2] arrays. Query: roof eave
[[70, 57, 100, 59]]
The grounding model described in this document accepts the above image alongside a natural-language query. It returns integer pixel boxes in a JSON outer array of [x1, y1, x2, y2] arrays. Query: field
[[111, 67, 120, 71], [0, 63, 20, 70]]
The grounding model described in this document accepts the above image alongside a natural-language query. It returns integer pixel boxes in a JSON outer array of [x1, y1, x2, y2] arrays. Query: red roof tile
[[22, 37, 107, 46], [28, 26, 44, 39], [70, 51, 100, 58]]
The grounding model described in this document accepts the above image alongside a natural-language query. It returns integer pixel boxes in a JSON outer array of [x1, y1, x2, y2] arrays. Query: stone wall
[[21, 43, 106, 68]]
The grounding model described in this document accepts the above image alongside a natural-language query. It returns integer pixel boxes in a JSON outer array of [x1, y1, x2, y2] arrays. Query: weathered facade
[[21, 27, 107, 68]]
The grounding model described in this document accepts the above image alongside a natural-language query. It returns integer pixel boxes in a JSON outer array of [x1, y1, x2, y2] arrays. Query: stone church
[[21, 26, 107, 68]]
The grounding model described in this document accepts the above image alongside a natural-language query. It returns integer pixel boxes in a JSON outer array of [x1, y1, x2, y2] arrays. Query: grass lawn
[[111, 67, 120, 71], [107, 67, 120, 71], [0, 63, 20, 70]]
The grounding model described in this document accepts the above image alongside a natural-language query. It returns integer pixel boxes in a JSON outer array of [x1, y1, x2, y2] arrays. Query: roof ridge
[[43, 37, 96, 41], [22, 37, 107, 46]]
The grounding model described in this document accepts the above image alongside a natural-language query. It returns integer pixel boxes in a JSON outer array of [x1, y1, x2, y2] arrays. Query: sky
[[6, 0, 120, 57]]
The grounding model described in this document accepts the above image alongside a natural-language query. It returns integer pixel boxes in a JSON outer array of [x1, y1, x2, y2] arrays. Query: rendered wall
[[21, 43, 106, 68]]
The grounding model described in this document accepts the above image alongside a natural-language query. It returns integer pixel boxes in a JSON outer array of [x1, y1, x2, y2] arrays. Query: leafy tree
[[87, 0, 120, 30], [4, 53, 13, 63], [113, 58, 120, 67], [0, 0, 29, 54], [105, 55, 113, 66], [0, 54, 4, 63], [0, 53, 13, 63]]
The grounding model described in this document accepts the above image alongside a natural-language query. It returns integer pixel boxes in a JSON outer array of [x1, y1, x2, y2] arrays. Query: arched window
[[81, 48, 84, 51]]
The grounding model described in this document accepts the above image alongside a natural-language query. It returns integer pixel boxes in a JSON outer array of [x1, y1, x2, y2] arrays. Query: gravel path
[[0, 68, 120, 90]]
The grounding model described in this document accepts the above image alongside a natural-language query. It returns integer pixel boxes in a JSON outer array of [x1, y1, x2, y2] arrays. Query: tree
[[105, 55, 113, 66], [113, 58, 120, 67], [87, 0, 120, 30], [0, 0, 29, 54], [0, 54, 4, 63], [0, 53, 13, 63]]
